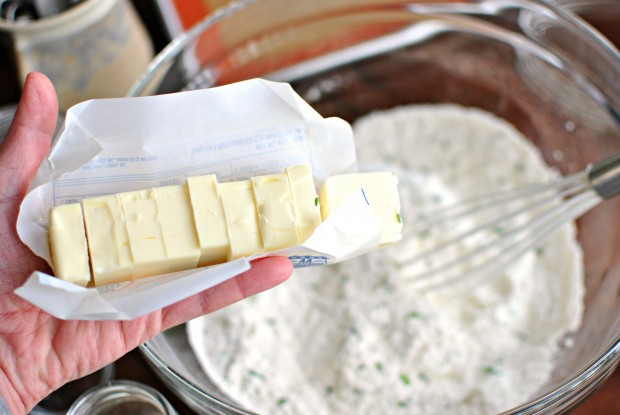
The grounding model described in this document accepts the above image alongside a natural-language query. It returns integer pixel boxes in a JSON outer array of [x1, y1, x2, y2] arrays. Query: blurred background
[[2, 0, 619, 108], [1, 1, 620, 414], [0, 0, 201, 108]]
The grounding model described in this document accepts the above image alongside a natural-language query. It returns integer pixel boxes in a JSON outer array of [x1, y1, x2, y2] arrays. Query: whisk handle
[[588, 151, 620, 199]]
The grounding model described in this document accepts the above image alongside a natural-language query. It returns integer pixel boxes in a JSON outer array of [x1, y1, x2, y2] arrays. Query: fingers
[[0, 73, 57, 285], [0, 72, 58, 202], [159, 256, 293, 330]]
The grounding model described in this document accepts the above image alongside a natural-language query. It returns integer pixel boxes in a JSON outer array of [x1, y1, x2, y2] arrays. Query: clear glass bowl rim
[[132, 1, 620, 413]]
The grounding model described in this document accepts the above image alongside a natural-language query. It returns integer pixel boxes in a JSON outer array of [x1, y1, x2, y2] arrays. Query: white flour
[[187, 105, 584, 414]]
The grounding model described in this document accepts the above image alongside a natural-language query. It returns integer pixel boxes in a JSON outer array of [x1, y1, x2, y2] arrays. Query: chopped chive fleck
[[492, 226, 504, 234], [484, 366, 498, 375], [397, 399, 411, 408], [248, 369, 266, 380], [314, 196, 319, 206], [515, 161, 526, 173], [418, 229, 431, 239], [535, 247, 544, 257], [408, 311, 421, 319], [375, 362, 384, 371], [418, 372, 429, 383], [266, 318, 277, 326], [377, 280, 391, 291], [325, 385, 334, 395], [396, 212, 402, 223], [400, 373, 411, 385], [352, 387, 364, 396], [356, 363, 367, 371], [277, 397, 288, 406]]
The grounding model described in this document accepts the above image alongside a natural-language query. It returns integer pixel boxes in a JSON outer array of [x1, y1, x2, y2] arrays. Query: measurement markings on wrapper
[[50, 126, 310, 206]]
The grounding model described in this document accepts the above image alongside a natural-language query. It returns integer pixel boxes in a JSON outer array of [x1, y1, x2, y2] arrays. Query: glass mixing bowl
[[129, 0, 620, 413]]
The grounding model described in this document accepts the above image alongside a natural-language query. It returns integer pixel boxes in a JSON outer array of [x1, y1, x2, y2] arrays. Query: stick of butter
[[83, 194, 133, 285], [219, 180, 263, 260], [119, 189, 170, 279], [153, 185, 201, 273], [319, 171, 403, 245], [286, 164, 322, 243], [186, 175, 230, 267], [47, 164, 401, 287], [252, 173, 300, 251], [48, 203, 91, 287]]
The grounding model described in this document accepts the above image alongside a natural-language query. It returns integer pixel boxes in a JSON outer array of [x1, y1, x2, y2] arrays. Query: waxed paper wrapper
[[14, 79, 382, 320]]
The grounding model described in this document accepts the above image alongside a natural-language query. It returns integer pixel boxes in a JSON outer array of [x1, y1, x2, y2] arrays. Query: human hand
[[0, 73, 293, 415]]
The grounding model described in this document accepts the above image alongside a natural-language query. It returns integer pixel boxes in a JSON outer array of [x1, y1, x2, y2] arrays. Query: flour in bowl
[[187, 104, 584, 415]]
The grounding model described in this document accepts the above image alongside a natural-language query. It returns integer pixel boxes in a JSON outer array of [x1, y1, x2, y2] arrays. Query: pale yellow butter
[[48, 203, 91, 286], [186, 175, 230, 267], [320, 172, 403, 245], [119, 189, 169, 279], [219, 180, 263, 260], [49, 165, 401, 287], [286, 164, 321, 242], [82, 194, 133, 285], [252, 173, 300, 251], [154, 185, 201, 273]]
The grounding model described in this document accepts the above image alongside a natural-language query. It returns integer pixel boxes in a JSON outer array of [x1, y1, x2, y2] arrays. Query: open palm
[[0, 73, 293, 415]]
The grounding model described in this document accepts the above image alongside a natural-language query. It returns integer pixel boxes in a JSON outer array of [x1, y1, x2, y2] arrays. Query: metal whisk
[[394, 152, 620, 293]]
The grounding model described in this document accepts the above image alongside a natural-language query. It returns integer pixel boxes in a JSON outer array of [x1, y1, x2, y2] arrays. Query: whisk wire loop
[[397, 162, 614, 293], [401, 172, 589, 269], [407, 171, 588, 239], [413, 189, 601, 293]]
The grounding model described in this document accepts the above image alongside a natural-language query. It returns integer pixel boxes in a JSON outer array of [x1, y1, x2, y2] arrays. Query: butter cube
[[286, 164, 321, 242], [154, 185, 201, 273], [219, 180, 263, 260], [48, 203, 91, 286], [320, 172, 402, 245], [186, 175, 229, 266], [120, 189, 169, 279], [252, 173, 300, 251], [83, 194, 133, 285]]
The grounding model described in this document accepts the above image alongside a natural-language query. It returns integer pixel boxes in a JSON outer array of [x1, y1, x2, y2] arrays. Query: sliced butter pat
[[83, 194, 133, 285], [186, 175, 229, 267], [286, 164, 321, 242], [120, 189, 169, 279], [252, 173, 300, 251], [154, 185, 201, 273], [320, 171, 402, 245], [219, 180, 263, 260], [48, 203, 91, 286]]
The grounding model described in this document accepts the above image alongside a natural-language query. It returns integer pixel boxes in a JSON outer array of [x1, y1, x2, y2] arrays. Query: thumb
[[0, 72, 58, 201]]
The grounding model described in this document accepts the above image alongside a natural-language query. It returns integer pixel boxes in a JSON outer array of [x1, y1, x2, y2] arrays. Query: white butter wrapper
[[15, 78, 381, 321]]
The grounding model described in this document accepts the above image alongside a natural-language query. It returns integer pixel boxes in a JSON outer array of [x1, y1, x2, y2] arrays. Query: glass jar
[[67, 380, 177, 415], [0, 0, 154, 111]]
